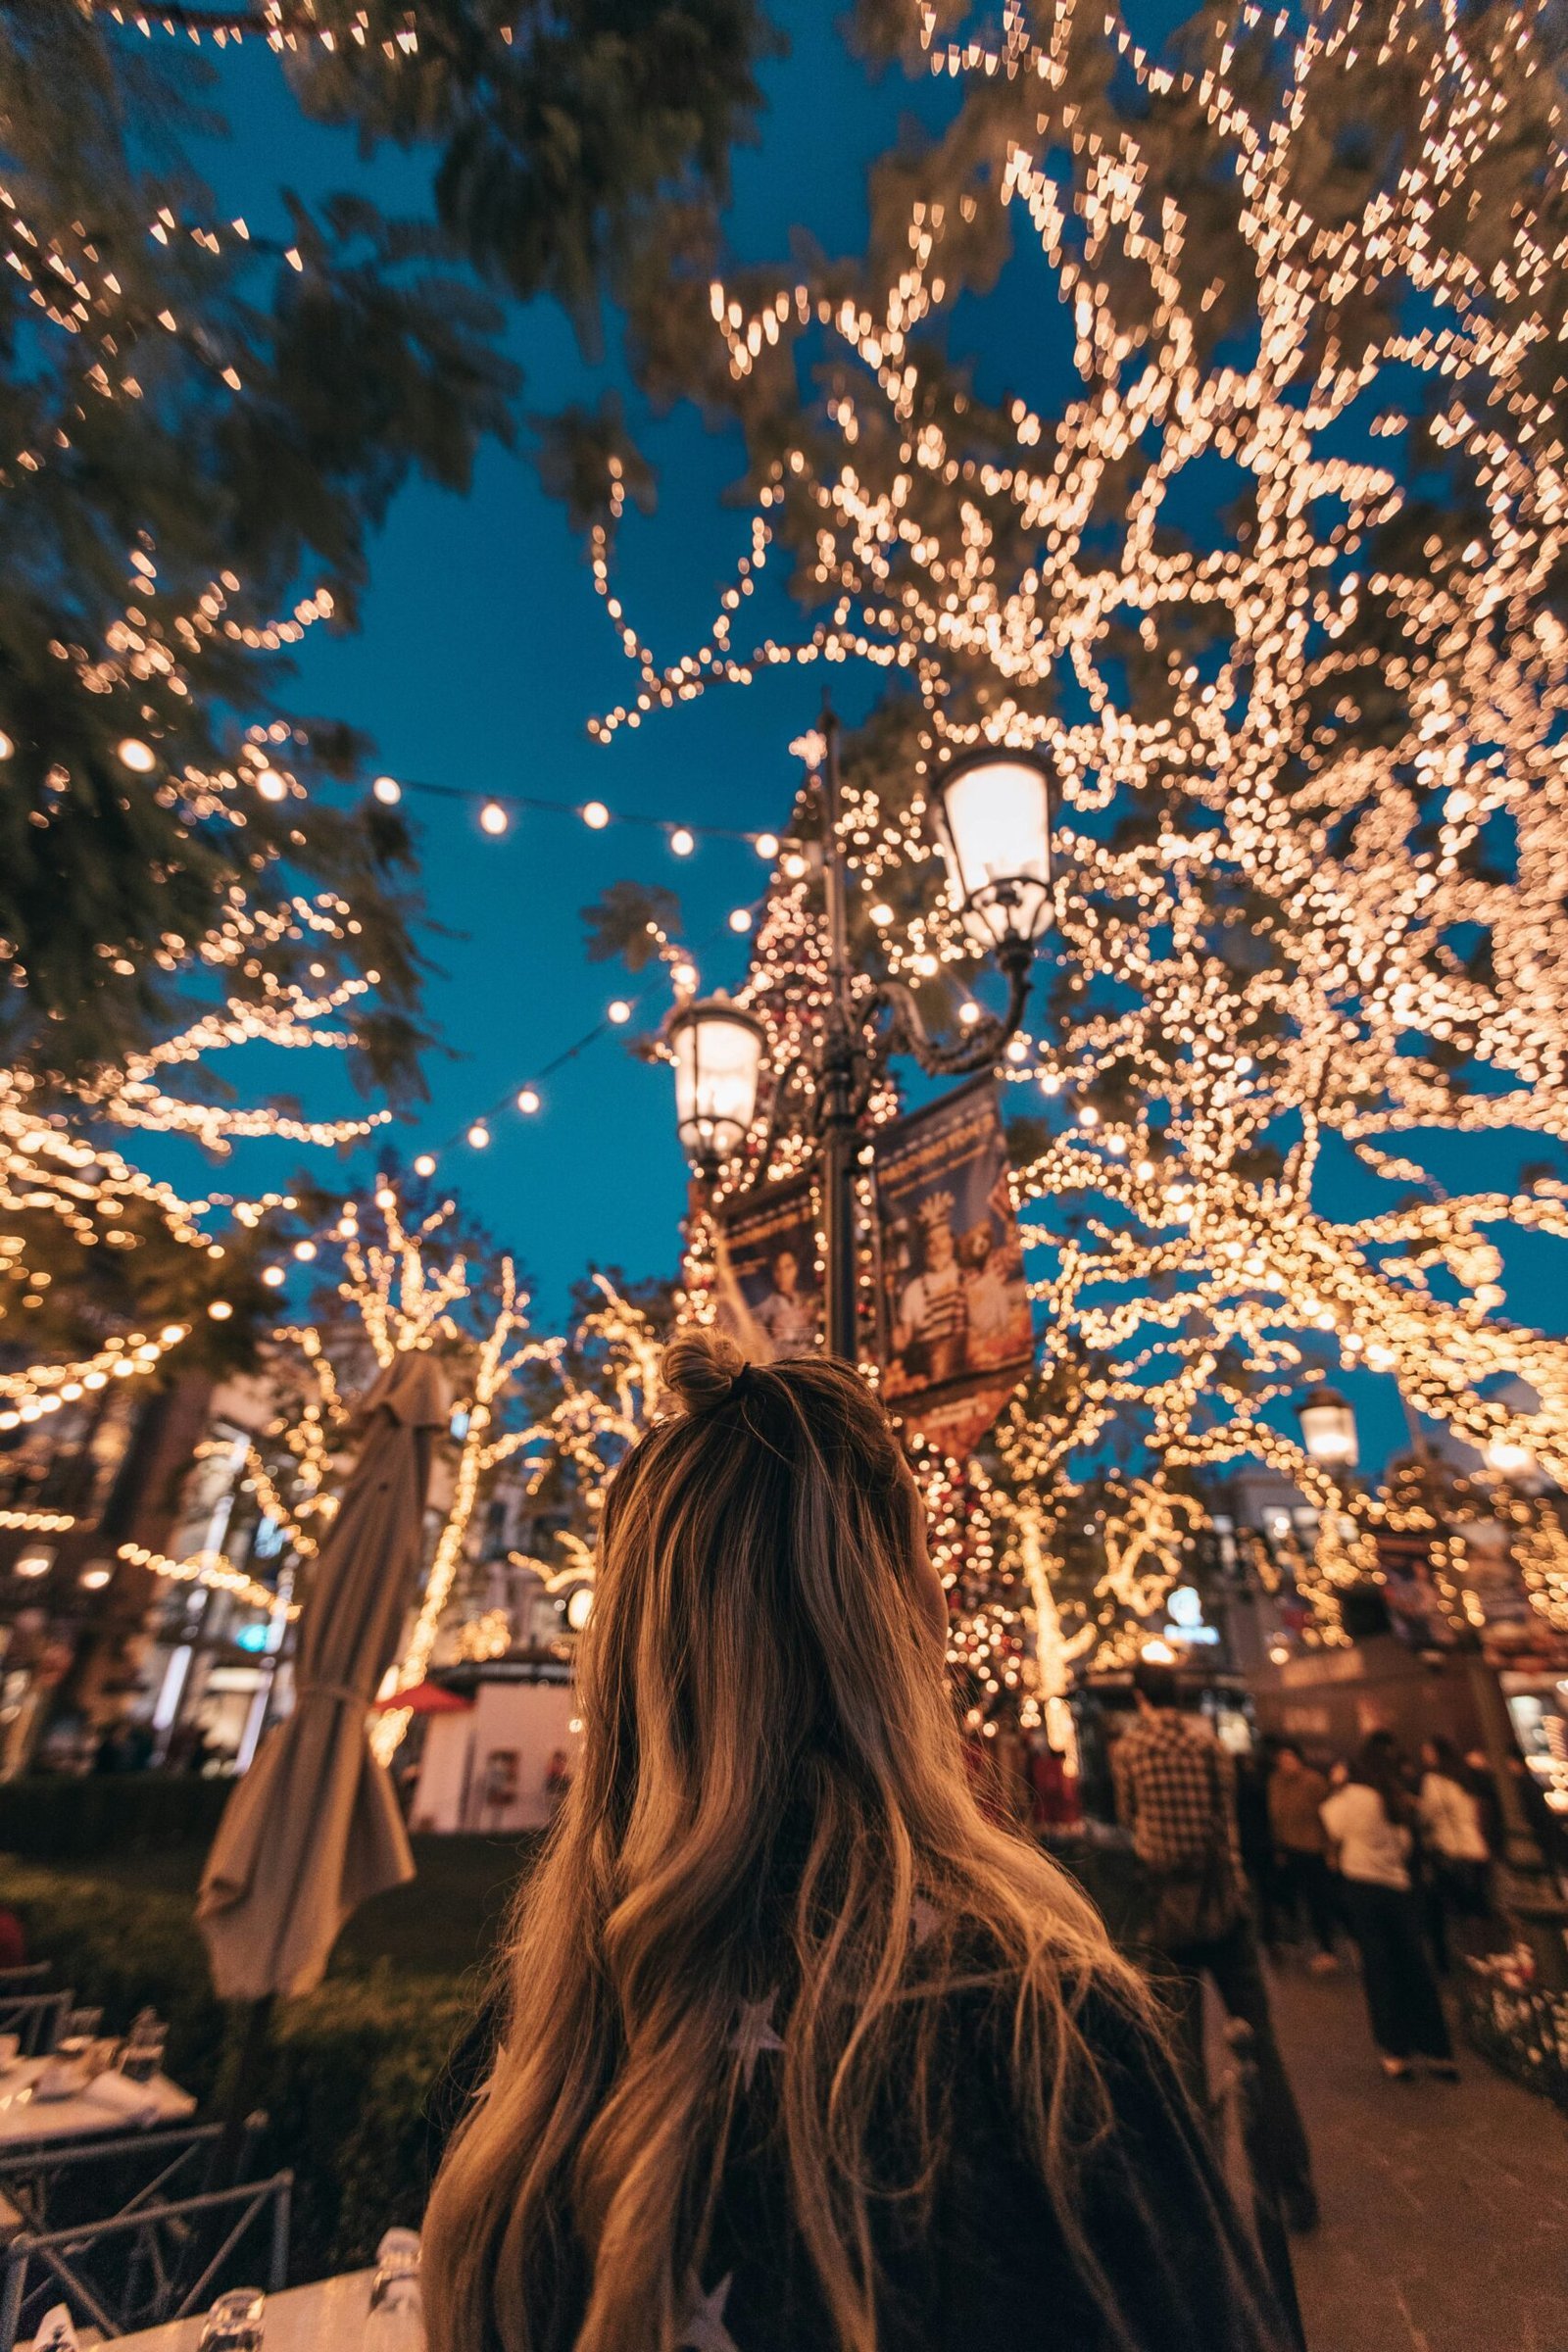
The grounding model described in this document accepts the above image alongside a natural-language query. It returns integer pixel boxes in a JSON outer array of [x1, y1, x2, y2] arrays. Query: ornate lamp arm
[[870, 939, 1034, 1079]]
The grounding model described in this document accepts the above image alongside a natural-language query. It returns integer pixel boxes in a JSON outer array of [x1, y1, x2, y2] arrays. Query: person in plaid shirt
[[1113, 1660, 1319, 2236]]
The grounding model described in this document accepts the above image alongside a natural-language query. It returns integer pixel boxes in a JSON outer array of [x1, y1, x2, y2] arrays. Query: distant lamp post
[[931, 749, 1054, 966], [1295, 1387, 1359, 1471], [667, 999, 766, 1174], [666, 716, 1052, 1357]]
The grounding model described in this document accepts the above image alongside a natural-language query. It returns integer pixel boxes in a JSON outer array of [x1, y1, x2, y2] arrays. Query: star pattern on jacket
[[729, 1993, 785, 2088], [676, 2269, 739, 2352]]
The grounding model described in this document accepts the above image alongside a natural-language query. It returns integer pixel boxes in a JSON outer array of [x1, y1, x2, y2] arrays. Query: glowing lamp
[[1295, 1386, 1358, 1469], [930, 748, 1054, 958], [668, 998, 765, 1168], [15, 1547, 53, 1579]]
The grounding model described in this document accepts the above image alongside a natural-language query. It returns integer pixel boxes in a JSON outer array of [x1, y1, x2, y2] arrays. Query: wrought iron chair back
[[0, 1992, 72, 2059], [0, 1970, 52, 1997], [0, 2169, 291, 2346], [0, 2113, 270, 2238]]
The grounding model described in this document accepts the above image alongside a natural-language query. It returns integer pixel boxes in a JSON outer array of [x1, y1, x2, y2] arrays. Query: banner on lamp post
[[874, 1076, 1033, 1458], [712, 1174, 822, 1361]]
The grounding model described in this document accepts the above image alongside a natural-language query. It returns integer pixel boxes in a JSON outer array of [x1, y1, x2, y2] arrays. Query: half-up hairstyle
[[424, 1327, 1147, 2352]]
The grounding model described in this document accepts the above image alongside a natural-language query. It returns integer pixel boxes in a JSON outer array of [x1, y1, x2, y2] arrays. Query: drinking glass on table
[[364, 2228, 423, 2349], [120, 2008, 167, 2083], [198, 2286, 266, 2349], [57, 2007, 102, 2055]]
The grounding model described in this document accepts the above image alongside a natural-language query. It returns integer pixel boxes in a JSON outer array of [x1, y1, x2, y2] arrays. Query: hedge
[[0, 1774, 230, 1861], [0, 1856, 492, 2280]]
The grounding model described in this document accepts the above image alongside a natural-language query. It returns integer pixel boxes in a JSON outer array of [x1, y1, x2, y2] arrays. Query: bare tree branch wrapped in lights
[[582, 0, 1568, 1613]]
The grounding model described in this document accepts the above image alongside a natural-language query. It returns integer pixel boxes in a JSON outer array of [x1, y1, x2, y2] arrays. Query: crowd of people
[[1109, 1662, 1502, 2249]]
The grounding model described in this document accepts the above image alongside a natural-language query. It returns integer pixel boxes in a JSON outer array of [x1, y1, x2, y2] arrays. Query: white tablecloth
[[0, 2060, 195, 2149], [111, 2267, 377, 2349]]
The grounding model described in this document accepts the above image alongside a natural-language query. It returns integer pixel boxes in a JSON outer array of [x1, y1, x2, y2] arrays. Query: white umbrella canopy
[[198, 1349, 450, 2002]]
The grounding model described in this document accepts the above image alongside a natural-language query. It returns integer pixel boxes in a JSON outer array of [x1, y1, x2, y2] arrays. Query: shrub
[[0, 1775, 230, 1860], [0, 1854, 492, 2279], [2, 1858, 226, 2097], [262, 1971, 480, 2277]]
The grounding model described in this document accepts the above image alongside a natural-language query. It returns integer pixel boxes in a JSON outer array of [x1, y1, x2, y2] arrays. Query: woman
[[1418, 1735, 1490, 1974], [1321, 1733, 1456, 2082], [425, 1333, 1291, 2352]]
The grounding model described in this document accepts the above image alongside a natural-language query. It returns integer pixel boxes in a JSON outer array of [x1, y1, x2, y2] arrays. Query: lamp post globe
[[931, 747, 1054, 966], [1295, 1386, 1359, 1471], [667, 999, 765, 1172]]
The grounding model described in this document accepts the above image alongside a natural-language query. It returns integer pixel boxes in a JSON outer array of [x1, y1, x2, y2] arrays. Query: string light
[[371, 775, 402, 806], [117, 1540, 294, 1617], [479, 801, 509, 837]]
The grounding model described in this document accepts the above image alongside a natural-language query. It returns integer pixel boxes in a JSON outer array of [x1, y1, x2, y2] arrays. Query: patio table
[[0, 2064, 195, 2154], [110, 2266, 377, 2348]]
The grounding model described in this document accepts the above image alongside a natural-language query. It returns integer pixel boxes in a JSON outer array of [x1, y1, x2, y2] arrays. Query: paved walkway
[[1257, 1959, 1568, 2352]]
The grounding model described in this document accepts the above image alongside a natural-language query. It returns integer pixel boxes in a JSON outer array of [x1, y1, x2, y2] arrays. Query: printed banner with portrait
[[874, 1077, 1033, 1457], [712, 1175, 822, 1361]]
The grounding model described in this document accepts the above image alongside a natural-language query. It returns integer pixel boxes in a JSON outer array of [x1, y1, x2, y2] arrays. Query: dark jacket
[[470, 1976, 1295, 2352]]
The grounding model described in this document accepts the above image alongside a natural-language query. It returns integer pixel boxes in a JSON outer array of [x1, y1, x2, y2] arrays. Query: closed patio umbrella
[[198, 1348, 449, 2002]]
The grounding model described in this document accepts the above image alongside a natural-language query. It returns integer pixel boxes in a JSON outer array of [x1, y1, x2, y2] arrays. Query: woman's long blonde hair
[[424, 1329, 1144, 2352]]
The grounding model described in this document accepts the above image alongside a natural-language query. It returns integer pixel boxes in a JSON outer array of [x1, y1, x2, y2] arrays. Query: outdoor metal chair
[[0, 1969, 52, 1996], [0, 1991, 72, 2059], [0, 2167, 291, 2346], [0, 2112, 270, 2238]]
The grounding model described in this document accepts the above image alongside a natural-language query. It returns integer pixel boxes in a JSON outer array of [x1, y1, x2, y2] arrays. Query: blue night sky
[[180, 12, 916, 1308], [164, 6, 1562, 1470]]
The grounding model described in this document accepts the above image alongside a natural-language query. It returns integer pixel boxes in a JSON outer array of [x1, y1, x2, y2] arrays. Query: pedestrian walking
[[1320, 1732, 1457, 2081], [1418, 1735, 1491, 1973], [1235, 1746, 1286, 1953], [424, 1332, 1297, 2352], [1266, 1743, 1339, 1972], [1111, 1659, 1319, 2234]]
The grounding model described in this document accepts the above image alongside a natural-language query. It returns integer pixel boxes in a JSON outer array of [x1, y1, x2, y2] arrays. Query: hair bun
[[660, 1325, 749, 1416]]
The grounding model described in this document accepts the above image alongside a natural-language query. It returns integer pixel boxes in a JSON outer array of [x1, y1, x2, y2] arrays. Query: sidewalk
[[1262, 1959, 1568, 2352]]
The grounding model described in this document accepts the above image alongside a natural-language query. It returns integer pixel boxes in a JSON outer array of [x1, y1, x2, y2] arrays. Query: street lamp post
[[668, 710, 1054, 1359]]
